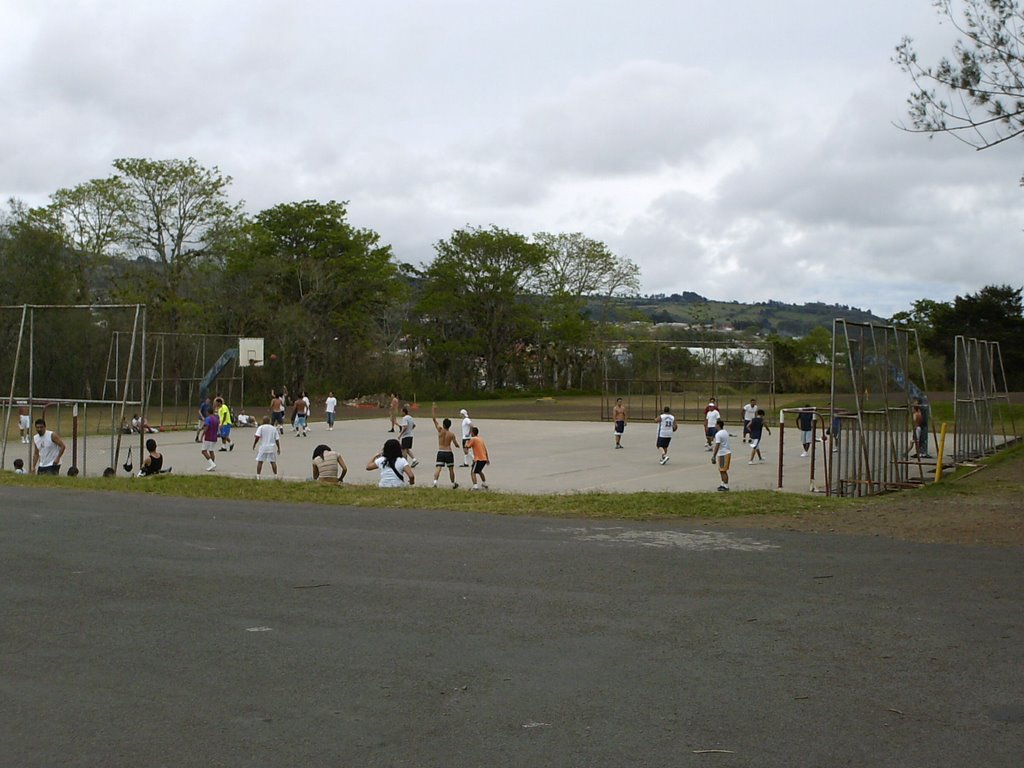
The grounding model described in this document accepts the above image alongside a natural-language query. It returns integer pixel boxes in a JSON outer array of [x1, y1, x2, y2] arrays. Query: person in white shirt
[[399, 406, 418, 467], [31, 419, 66, 475], [325, 392, 338, 431], [704, 403, 721, 451], [459, 409, 473, 466], [742, 398, 758, 443], [367, 438, 415, 487], [654, 406, 677, 465], [711, 418, 732, 492], [252, 416, 282, 478]]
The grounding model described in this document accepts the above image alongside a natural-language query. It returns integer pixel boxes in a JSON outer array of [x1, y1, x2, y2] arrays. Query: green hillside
[[619, 293, 886, 337]]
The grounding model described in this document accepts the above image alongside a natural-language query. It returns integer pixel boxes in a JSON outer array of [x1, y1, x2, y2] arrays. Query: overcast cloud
[[1, 0, 1020, 317]]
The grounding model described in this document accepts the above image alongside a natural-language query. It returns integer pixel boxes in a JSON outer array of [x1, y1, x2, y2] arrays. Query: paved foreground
[[2, 487, 1021, 767]]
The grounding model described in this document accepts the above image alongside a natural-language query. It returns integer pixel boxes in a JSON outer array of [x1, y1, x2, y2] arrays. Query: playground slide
[[198, 348, 238, 403]]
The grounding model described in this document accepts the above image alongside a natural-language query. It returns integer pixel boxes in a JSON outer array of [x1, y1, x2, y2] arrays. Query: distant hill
[[613, 293, 887, 337]]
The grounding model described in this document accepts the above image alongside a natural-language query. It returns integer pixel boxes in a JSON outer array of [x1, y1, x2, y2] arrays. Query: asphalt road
[[2, 487, 1021, 767]]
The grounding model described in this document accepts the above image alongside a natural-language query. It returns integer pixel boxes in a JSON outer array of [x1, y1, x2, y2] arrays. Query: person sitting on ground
[[138, 438, 166, 476], [131, 414, 158, 433], [312, 443, 347, 484], [367, 438, 414, 487], [235, 408, 257, 428]]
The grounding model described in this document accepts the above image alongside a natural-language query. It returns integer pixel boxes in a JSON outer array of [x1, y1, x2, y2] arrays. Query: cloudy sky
[[2, 1, 1020, 317]]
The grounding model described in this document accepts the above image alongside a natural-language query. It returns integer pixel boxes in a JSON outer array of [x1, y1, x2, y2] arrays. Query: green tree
[[935, 285, 1024, 387], [892, 285, 1024, 388], [220, 200, 405, 393], [896, 2, 1024, 165], [0, 206, 109, 397], [27, 178, 127, 303], [412, 226, 546, 394], [104, 157, 242, 331], [531, 233, 640, 390]]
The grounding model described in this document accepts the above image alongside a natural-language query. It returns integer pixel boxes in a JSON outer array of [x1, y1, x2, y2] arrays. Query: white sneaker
[[206, 463, 216, 471], [800, 452, 808, 458], [659, 456, 668, 465], [481, 483, 488, 490], [411, 459, 419, 467], [748, 460, 755, 465], [432, 481, 438, 487]]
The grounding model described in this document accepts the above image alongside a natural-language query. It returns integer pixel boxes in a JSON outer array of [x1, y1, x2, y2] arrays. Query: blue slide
[[198, 348, 238, 403]]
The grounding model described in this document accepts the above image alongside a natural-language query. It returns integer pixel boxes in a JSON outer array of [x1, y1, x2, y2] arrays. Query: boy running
[[655, 406, 677, 465], [430, 403, 460, 488]]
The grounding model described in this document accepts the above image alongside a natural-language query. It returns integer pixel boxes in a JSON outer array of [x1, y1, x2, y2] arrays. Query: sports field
[[8, 411, 832, 495]]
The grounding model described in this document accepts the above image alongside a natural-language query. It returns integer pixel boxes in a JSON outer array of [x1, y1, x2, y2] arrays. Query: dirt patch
[[708, 455, 1024, 547]]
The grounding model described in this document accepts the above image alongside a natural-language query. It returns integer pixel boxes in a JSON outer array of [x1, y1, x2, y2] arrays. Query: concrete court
[[20, 412, 837, 493], [1, 485, 1021, 767]]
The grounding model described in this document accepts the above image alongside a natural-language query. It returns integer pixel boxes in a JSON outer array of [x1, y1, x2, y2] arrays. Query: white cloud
[[1, 0, 1020, 318]]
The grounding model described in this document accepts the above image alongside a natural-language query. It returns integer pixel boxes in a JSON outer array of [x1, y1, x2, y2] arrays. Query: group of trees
[[894, 1, 1024, 389], [5, 1, 1024, 404], [891, 284, 1024, 389], [0, 158, 640, 401]]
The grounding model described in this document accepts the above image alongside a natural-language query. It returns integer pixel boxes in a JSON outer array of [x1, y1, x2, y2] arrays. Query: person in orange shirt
[[466, 425, 490, 491]]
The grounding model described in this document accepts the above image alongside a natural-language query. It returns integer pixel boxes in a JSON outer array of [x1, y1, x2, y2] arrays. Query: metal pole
[[1, 305, 28, 470]]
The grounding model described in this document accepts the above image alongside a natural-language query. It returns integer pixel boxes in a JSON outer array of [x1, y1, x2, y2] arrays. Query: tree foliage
[[531, 232, 641, 389], [220, 200, 406, 393], [0, 207, 111, 397], [896, 1, 1024, 159], [30, 158, 242, 330], [892, 284, 1024, 388], [412, 226, 547, 393]]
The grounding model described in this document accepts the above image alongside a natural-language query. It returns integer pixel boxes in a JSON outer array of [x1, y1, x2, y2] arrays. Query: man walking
[[325, 391, 337, 431], [655, 406, 677, 465], [612, 398, 627, 449], [201, 408, 220, 471], [399, 405, 418, 467], [216, 396, 234, 451], [253, 415, 281, 478], [711, 418, 732, 491], [704, 400, 721, 451]]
